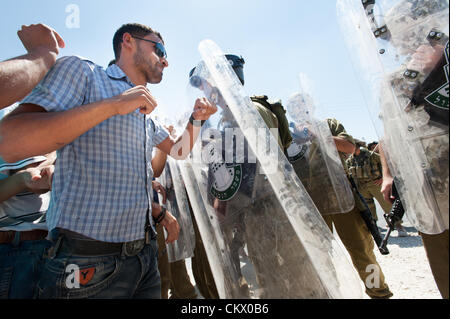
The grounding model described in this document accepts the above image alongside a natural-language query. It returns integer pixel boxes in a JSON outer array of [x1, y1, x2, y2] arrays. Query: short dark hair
[[113, 23, 164, 60]]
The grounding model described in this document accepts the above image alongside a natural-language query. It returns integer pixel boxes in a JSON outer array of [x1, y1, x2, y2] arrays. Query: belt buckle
[[123, 239, 145, 257]]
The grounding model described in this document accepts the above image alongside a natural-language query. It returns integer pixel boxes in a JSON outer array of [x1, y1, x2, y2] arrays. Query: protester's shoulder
[[53, 55, 101, 74]]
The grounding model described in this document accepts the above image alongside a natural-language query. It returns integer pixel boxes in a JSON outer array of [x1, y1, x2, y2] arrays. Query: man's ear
[[121, 32, 135, 53]]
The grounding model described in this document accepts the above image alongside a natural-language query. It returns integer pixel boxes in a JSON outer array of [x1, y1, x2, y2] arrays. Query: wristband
[[153, 206, 167, 225], [189, 114, 205, 127]]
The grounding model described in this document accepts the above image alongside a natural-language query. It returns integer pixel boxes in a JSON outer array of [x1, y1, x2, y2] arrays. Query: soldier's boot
[[326, 207, 394, 299], [238, 276, 250, 298], [169, 259, 198, 299]]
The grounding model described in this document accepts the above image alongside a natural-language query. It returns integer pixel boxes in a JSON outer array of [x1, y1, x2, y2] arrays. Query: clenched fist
[[191, 97, 218, 121], [18, 24, 65, 63], [112, 85, 158, 116]]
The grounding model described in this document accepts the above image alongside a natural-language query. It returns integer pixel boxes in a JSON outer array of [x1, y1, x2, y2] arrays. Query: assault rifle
[[348, 175, 390, 255], [379, 181, 406, 252]]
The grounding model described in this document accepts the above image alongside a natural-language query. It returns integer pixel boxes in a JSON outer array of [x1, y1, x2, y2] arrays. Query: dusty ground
[[182, 202, 442, 299], [365, 203, 441, 299]]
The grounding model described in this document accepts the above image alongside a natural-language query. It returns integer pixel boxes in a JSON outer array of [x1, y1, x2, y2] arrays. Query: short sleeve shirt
[[22, 56, 169, 242], [326, 118, 355, 173]]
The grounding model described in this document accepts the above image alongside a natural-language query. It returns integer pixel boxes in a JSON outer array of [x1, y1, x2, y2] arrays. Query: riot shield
[[337, 0, 449, 234], [180, 39, 363, 299], [156, 156, 195, 262], [285, 74, 355, 215]]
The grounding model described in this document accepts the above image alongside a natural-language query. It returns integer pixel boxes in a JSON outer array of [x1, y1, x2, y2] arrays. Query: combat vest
[[347, 147, 383, 183], [250, 95, 293, 151]]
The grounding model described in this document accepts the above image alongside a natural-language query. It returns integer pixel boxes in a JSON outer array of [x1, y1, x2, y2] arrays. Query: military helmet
[[189, 54, 245, 87]]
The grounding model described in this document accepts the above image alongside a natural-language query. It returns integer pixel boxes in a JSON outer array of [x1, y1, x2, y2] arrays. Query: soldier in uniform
[[290, 117, 393, 299], [338, 0, 449, 298], [187, 55, 330, 298], [347, 140, 409, 236]]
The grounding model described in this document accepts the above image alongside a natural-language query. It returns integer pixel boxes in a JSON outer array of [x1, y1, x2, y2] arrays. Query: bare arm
[[0, 24, 65, 109], [151, 202, 179, 244], [157, 97, 217, 159], [152, 148, 168, 178], [333, 136, 356, 155], [379, 144, 394, 204], [0, 86, 158, 162]]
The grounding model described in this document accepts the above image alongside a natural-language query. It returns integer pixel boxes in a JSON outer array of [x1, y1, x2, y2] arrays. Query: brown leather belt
[[0, 229, 48, 244]]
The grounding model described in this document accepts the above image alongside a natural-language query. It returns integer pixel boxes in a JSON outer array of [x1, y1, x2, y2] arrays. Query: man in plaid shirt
[[0, 23, 216, 299]]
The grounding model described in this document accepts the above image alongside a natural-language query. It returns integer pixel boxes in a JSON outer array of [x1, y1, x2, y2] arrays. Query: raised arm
[[156, 97, 217, 159], [0, 85, 158, 162], [333, 136, 356, 155], [0, 24, 65, 109]]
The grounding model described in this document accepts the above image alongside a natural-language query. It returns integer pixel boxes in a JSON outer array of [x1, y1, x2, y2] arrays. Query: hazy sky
[[0, 0, 380, 143]]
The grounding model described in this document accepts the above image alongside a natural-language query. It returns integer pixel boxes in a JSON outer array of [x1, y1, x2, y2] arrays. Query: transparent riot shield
[[178, 160, 233, 298], [181, 39, 363, 299], [156, 156, 195, 262], [337, 0, 449, 234], [285, 74, 355, 215]]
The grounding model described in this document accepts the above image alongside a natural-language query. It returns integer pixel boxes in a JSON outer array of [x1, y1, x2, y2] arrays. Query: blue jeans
[[0, 240, 51, 299], [36, 239, 161, 299]]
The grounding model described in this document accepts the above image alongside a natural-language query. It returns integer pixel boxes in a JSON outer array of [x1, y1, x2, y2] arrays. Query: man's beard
[[134, 45, 163, 84]]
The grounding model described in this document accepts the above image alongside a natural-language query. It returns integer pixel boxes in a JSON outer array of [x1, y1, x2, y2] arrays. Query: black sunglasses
[[131, 36, 167, 58]]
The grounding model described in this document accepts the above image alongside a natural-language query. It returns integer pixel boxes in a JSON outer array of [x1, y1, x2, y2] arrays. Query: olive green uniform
[[156, 223, 198, 299], [185, 99, 282, 299], [291, 118, 393, 299], [347, 147, 392, 221], [191, 96, 327, 298], [242, 98, 327, 298], [420, 230, 449, 299], [190, 207, 219, 299]]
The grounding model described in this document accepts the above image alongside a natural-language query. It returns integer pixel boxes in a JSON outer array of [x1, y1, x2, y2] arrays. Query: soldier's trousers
[[323, 206, 393, 299], [359, 181, 392, 222], [190, 211, 219, 299], [420, 230, 449, 299], [156, 223, 197, 299]]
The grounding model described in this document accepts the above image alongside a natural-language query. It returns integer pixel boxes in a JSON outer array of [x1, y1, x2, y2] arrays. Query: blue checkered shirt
[[22, 56, 169, 242]]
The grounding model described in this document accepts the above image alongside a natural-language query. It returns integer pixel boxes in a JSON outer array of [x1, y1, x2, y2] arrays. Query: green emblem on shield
[[425, 41, 449, 110], [287, 142, 308, 162], [210, 163, 242, 201]]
